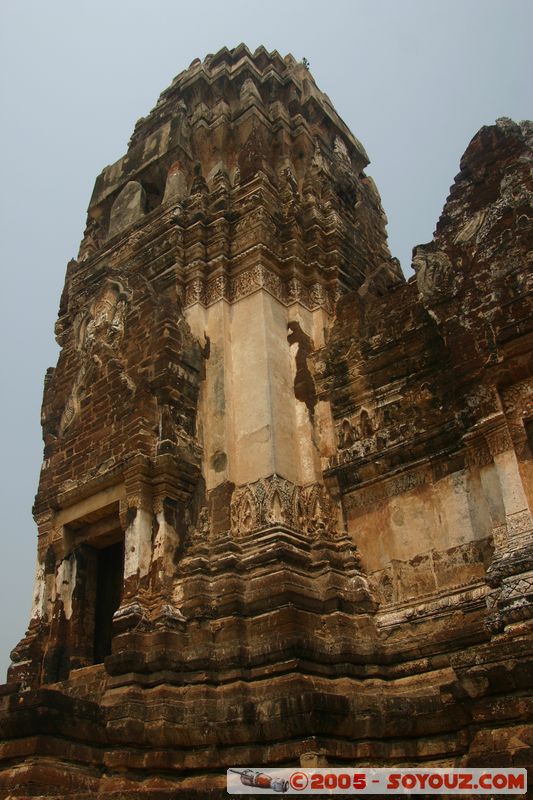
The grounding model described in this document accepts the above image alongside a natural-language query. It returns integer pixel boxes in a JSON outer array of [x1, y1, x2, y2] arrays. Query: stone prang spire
[[1, 46, 532, 797]]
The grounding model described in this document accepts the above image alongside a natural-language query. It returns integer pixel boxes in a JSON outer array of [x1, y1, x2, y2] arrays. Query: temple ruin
[[0, 45, 532, 797]]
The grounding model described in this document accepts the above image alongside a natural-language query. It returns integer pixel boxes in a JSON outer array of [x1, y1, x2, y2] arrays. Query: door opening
[[93, 539, 124, 663]]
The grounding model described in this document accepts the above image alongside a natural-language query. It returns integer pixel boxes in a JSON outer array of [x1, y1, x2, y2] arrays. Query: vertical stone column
[[8, 511, 57, 688], [465, 413, 533, 631], [150, 494, 187, 628], [114, 457, 154, 632]]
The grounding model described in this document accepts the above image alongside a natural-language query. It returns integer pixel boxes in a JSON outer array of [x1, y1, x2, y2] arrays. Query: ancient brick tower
[[1, 45, 532, 797]]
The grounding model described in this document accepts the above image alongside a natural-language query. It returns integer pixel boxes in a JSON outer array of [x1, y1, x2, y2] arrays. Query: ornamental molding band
[[183, 264, 338, 311], [229, 474, 341, 538], [1, 46, 533, 798]]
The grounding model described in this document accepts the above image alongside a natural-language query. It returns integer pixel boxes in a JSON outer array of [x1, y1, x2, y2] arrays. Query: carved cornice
[[184, 264, 339, 311], [377, 583, 487, 629], [500, 378, 533, 458], [464, 436, 492, 469], [342, 463, 432, 512], [485, 425, 513, 457], [463, 412, 514, 467], [48, 466, 125, 515]]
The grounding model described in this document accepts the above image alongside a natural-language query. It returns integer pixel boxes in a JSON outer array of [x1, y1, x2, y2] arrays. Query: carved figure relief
[[454, 209, 487, 244], [158, 401, 195, 457], [337, 408, 376, 451], [231, 487, 259, 534], [75, 282, 130, 353], [300, 483, 338, 539], [173, 99, 192, 156], [359, 408, 373, 438], [60, 282, 132, 434], [333, 136, 350, 164], [230, 475, 340, 539], [412, 244, 454, 304], [188, 507, 210, 543], [58, 366, 86, 435], [338, 418, 357, 449]]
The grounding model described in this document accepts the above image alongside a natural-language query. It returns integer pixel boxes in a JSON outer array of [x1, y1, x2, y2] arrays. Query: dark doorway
[[93, 539, 124, 663]]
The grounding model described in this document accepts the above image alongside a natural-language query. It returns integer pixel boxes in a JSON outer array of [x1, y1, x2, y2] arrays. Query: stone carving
[[299, 483, 338, 538], [378, 583, 488, 628], [184, 263, 336, 311], [311, 137, 327, 175], [59, 282, 133, 435], [157, 400, 200, 459], [278, 162, 299, 217], [230, 475, 340, 538], [506, 508, 533, 540], [338, 418, 357, 449], [58, 366, 85, 435], [195, 507, 210, 539], [464, 436, 492, 469], [333, 135, 350, 164], [453, 208, 487, 244], [359, 408, 373, 438], [491, 523, 508, 551], [189, 164, 208, 196], [337, 409, 376, 450], [498, 571, 533, 603], [501, 379, 533, 458], [412, 243, 454, 304], [485, 424, 513, 456], [463, 416, 513, 467], [486, 570, 533, 632], [231, 486, 259, 534], [343, 466, 431, 511], [75, 282, 129, 353]]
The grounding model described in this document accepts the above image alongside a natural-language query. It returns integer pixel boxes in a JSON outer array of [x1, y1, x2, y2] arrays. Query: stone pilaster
[[465, 413, 533, 631]]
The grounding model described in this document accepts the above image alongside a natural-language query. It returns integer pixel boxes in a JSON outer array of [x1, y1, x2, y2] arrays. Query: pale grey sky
[[0, 0, 531, 678]]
